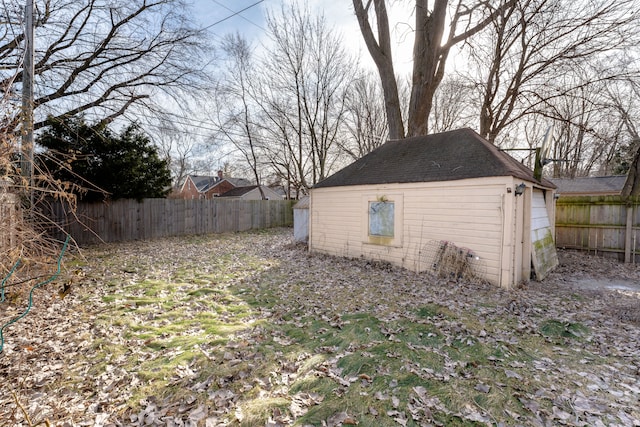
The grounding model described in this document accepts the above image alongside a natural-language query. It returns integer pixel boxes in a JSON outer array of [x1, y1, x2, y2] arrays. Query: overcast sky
[[189, 0, 416, 74], [191, 0, 359, 43]]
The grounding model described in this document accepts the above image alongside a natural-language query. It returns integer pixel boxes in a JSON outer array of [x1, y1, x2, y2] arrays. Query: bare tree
[[496, 84, 627, 179], [465, 0, 640, 143], [610, 78, 640, 195], [352, 0, 405, 139], [0, 0, 208, 131], [214, 33, 265, 198], [340, 72, 388, 160], [508, 70, 639, 179], [429, 75, 476, 133], [549, 88, 602, 177], [352, 0, 516, 138], [258, 3, 357, 190], [149, 118, 201, 189]]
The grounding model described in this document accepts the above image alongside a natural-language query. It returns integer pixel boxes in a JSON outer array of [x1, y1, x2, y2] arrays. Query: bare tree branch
[[1, 0, 209, 132]]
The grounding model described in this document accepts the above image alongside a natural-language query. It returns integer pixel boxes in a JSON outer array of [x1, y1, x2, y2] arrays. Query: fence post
[[625, 202, 633, 263]]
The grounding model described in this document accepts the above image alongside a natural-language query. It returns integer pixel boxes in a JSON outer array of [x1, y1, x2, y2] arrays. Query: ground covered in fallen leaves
[[1, 228, 639, 426]]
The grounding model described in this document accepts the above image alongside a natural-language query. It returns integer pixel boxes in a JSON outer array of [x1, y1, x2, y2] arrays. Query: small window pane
[[369, 201, 394, 237]]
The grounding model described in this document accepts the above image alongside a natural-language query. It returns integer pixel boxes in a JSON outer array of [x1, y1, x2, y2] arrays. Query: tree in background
[[351, 0, 640, 175], [150, 117, 201, 191], [261, 3, 357, 189], [339, 72, 389, 161], [194, 0, 640, 184], [37, 115, 171, 201], [214, 33, 266, 199], [428, 75, 476, 134], [462, 0, 639, 144], [352, 0, 517, 138], [609, 77, 640, 195], [210, 3, 359, 196], [0, 0, 208, 132]]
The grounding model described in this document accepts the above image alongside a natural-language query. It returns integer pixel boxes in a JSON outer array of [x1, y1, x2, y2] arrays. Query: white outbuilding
[[309, 128, 558, 288], [293, 196, 309, 242]]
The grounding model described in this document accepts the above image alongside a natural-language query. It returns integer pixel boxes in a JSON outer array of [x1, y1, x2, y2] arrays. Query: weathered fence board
[[555, 196, 640, 262], [1, 188, 19, 252], [44, 198, 294, 245]]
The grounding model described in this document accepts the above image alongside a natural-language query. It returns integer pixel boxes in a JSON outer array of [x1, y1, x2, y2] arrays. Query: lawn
[[1, 228, 639, 426]]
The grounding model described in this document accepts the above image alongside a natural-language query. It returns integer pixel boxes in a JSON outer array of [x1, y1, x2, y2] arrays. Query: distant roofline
[[550, 175, 626, 195]]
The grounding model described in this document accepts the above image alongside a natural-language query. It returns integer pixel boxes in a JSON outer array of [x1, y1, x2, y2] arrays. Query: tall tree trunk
[[617, 92, 640, 198], [354, 0, 517, 139], [407, 0, 448, 137], [352, 0, 405, 139], [622, 143, 640, 198]]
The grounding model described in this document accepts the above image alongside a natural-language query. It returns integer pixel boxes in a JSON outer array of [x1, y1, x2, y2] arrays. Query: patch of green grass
[[570, 293, 586, 301], [298, 405, 348, 426], [237, 397, 291, 427], [539, 319, 590, 340], [68, 233, 626, 427], [74, 244, 279, 417], [187, 287, 220, 297], [289, 375, 336, 397], [402, 323, 442, 347], [416, 303, 450, 318]]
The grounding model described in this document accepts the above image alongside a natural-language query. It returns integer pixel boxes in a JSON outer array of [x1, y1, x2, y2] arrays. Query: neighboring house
[[550, 176, 626, 197], [218, 185, 283, 200], [179, 171, 251, 199], [270, 185, 307, 200], [309, 128, 558, 288]]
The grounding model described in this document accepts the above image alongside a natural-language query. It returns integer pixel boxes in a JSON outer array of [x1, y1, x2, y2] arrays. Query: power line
[[127, 110, 286, 145], [202, 0, 265, 31], [211, 0, 266, 32]]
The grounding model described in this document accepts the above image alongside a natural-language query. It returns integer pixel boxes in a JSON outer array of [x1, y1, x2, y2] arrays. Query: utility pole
[[21, 0, 34, 210]]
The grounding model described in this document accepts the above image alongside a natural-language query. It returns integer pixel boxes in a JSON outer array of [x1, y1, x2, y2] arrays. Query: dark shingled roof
[[218, 185, 259, 197], [314, 128, 555, 189], [550, 176, 625, 195], [190, 175, 220, 192], [190, 175, 251, 192]]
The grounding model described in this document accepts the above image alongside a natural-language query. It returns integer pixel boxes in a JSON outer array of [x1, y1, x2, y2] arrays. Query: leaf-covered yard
[[1, 228, 639, 426]]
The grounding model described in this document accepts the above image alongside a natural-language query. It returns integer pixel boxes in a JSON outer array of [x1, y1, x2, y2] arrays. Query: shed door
[[531, 190, 558, 280]]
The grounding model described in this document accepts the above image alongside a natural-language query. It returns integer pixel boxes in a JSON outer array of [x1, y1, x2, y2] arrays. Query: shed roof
[[314, 128, 555, 189], [293, 195, 309, 209], [550, 176, 625, 195]]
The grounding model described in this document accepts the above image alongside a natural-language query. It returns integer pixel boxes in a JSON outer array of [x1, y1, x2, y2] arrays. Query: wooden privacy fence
[[555, 196, 640, 263], [0, 186, 19, 252], [45, 198, 294, 245]]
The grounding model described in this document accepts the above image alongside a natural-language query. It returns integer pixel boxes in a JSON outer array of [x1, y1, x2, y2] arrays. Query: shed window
[[369, 201, 394, 237]]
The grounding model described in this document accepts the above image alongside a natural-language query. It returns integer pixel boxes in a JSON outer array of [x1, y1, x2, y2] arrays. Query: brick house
[[179, 171, 251, 200]]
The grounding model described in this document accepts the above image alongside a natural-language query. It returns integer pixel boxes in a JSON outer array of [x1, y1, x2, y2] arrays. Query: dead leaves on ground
[[1, 230, 639, 426]]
